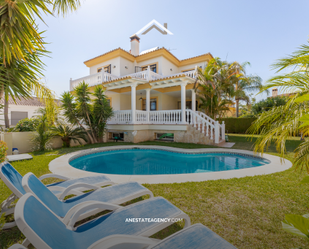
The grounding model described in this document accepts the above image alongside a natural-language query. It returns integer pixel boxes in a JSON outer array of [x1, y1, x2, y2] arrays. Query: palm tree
[[0, 0, 80, 66], [248, 41, 309, 171], [195, 58, 235, 119], [51, 122, 88, 148], [229, 62, 263, 117], [0, 0, 81, 127]]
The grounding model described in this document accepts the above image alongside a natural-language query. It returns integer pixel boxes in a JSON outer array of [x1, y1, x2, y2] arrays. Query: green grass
[[1, 137, 309, 248]]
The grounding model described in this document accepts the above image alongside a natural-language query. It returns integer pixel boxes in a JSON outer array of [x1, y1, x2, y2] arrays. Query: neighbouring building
[[70, 34, 226, 145], [0, 96, 44, 127]]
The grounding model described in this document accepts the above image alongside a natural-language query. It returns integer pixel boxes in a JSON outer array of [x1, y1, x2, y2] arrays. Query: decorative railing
[[70, 72, 118, 90], [108, 110, 132, 124], [107, 109, 224, 143], [186, 110, 225, 143], [136, 110, 148, 123], [149, 110, 182, 124], [125, 71, 148, 80], [196, 111, 216, 126], [167, 70, 197, 79], [149, 71, 163, 81]]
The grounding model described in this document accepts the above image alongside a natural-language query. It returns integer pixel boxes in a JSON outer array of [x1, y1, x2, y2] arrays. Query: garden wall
[[219, 118, 257, 134], [0, 132, 88, 155]]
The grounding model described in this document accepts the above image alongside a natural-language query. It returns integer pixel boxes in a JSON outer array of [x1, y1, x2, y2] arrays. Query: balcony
[[70, 68, 197, 90]]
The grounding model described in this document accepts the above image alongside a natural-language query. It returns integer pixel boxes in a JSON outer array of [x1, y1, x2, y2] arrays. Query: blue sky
[[38, 0, 309, 101]]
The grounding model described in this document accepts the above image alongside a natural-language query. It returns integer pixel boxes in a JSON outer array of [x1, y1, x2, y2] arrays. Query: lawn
[[1, 135, 309, 249]]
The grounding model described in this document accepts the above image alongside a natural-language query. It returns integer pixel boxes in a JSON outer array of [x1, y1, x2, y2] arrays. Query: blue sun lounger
[[0, 162, 145, 229], [15, 193, 191, 249], [22, 172, 153, 222]]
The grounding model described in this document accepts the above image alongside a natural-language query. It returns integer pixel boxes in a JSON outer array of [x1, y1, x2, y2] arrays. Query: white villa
[[70, 34, 225, 145]]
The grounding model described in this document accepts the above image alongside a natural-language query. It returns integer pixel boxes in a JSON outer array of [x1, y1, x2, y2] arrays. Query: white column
[[131, 83, 137, 123], [181, 82, 187, 123], [221, 121, 225, 141], [215, 121, 220, 144], [191, 89, 196, 112], [145, 88, 151, 123]]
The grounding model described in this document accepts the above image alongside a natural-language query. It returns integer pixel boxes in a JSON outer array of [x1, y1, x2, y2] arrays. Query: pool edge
[[49, 145, 292, 184]]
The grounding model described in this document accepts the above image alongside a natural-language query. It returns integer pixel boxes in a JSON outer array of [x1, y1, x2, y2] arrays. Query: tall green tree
[[248, 41, 309, 171], [0, 0, 81, 127], [229, 62, 263, 117], [195, 58, 234, 119], [61, 82, 113, 144]]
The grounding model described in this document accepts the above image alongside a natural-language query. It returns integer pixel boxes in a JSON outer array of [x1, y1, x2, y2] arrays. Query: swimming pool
[[69, 148, 270, 175]]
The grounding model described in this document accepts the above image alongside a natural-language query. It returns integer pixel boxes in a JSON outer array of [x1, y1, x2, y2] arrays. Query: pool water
[[70, 149, 270, 175]]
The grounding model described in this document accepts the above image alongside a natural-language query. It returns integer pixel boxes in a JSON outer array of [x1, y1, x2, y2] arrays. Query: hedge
[[219, 117, 257, 134]]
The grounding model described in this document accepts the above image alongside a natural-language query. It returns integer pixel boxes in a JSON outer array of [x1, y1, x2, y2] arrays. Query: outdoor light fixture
[[125, 66, 128, 69], [113, 65, 116, 68], [170, 68, 172, 71]]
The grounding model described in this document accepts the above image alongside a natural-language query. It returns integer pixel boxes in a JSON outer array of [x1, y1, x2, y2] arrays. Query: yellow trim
[[180, 54, 213, 67], [85, 49, 135, 67], [181, 68, 194, 72], [84, 48, 213, 68]]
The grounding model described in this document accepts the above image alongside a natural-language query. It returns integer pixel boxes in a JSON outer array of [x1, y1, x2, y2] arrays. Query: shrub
[[32, 114, 53, 151], [0, 141, 8, 163], [219, 117, 257, 134], [11, 117, 40, 132]]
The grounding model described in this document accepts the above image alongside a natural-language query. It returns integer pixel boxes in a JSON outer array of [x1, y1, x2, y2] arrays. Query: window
[[11, 111, 28, 126], [155, 133, 174, 141], [140, 64, 157, 73], [107, 98, 111, 107], [142, 98, 157, 111], [97, 64, 111, 73], [108, 132, 124, 141]]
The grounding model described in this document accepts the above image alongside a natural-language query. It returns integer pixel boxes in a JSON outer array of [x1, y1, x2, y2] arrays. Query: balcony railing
[[70, 68, 196, 90], [70, 71, 119, 90]]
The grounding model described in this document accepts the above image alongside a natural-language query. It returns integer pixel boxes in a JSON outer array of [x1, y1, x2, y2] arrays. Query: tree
[[61, 82, 113, 144], [248, 41, 309, 171], [32, 114, 53, 151], [195, 58, 234, 119], [51, 122, 88, 148], [251, 96, 288, 115], [229, 62, 263, 117], [0, 0, 81, 128]]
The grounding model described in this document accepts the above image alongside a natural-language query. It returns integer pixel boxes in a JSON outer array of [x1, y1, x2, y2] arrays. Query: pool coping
[[49, 145, 292, 184]]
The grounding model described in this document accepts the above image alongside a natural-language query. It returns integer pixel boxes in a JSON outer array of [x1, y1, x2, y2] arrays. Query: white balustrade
[[70, 72, 119, 90], [136, 110, 148, 123], [108, 110, 132, 124], [149, 110, 182, 124], [125, 71, 148, 80], [166, 70, 197, 79]]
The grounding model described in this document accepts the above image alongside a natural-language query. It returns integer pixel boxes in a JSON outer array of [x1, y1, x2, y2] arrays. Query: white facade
[[0, 104, 41, 127], [69, 36, 225, 145]]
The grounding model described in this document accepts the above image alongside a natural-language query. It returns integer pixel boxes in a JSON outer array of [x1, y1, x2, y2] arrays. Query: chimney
[[272, 88, 278, 97], [130, 34, 140, 56]]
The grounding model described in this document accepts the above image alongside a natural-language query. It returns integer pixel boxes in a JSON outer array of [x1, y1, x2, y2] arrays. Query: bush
[[219, 117, 257, 134], [11, 117, 40, 132], [0, 141, 8, 163]]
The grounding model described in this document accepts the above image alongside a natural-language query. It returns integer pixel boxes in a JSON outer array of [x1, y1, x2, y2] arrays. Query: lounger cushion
[[27, 174, 150, 217], [23, 195, 182, 249], [151, 223, 237, 249], [46, 175, 111, 188], [1, 163, 26, 195]]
